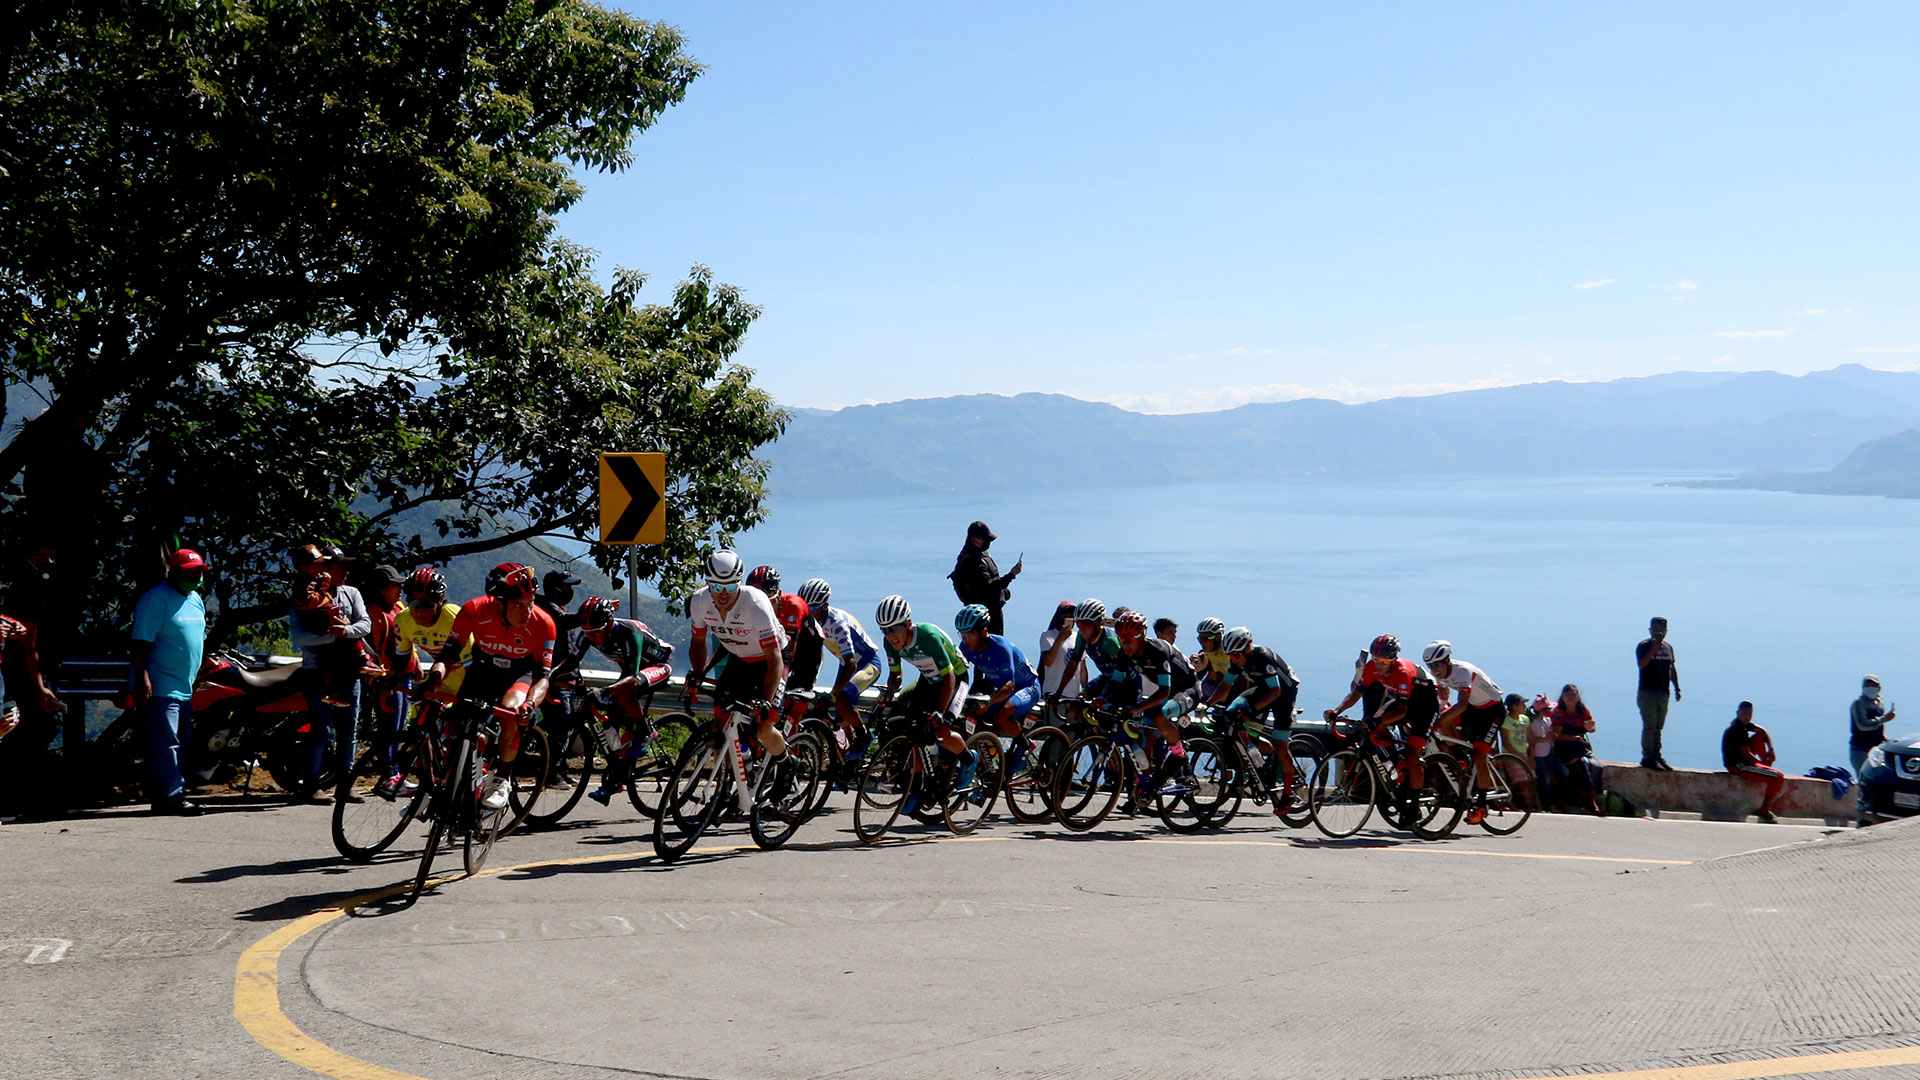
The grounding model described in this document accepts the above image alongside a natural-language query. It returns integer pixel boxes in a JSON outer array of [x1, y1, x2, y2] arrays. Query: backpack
[[1598, 789, 1636, 818]]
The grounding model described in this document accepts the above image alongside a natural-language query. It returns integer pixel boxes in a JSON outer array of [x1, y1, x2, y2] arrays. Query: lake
[[739, 473, 1920, 774]]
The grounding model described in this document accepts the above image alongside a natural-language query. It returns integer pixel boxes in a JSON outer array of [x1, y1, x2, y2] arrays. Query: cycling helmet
[[1074, 598, 1107, 623], [1421, 640, 1452, 666], [1220, 626, 1254, 654], [746, 564, 781, 594], [404, 567, 447, 605], [580, 595, 620, 630], [703, 550, 744, 586], [1115, 611, 1148, 641], [1369, 633, 1401, 659], [954, 604, 990, 633], [876, 595, 913, 629], [1195, 617, 1226, 639], [797, 577, 831, 611], [486, 562, 536, 600]]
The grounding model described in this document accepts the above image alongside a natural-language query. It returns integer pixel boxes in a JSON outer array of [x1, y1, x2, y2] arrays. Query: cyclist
[[422, 563, 557, 811], [1099, 611, 1193, 758], [954, 603, 1042, 746], [748, 564, 825, 697], [874, 595, 974, 789], [795, 578, 883, 752], [1191, 616, 1231, 702], [383, 568, 466, 795], [569, 596, 676, 806], [1219, 626, 1303, 814], [1322, 634, 1436, 825], [1067, 598, 1126, 690], [535, 569, 585, 789], [1422, 640, 1505, 825], [684, 550, 788, 761]]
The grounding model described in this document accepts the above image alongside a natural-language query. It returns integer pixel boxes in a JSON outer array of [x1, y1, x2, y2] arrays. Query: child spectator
[[1527, 693, 1565, 810], [1498, 692, 1532, 760], [1722, 701, 1785, 824], [291, 567, 364, 708]]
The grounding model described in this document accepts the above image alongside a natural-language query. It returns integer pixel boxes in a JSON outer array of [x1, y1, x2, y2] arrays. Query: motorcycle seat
[[236, 661, 305, 692]]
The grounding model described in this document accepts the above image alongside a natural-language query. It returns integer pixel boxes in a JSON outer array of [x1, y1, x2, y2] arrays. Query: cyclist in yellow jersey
[[375, 569, 469, 794], [1191, 617, 1233, 704]]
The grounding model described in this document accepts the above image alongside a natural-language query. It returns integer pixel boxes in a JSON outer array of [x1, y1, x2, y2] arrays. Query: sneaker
[[479, 771, 510, 811], [1007, 742, 1030, 776], [1273, 792, 1304, 817], [847, 730, 872, 761], [546, 777, 574, 792], [1652, 758, 1675, 772], [1757, 809, 1778, 824], [1639, 759, 1661, 770], [901, 792, 919, 817], [1466, 806, 1487, 826], [954, 750, 978, 795], [373, 774, 400, 799], [586, 787, 614, 806]]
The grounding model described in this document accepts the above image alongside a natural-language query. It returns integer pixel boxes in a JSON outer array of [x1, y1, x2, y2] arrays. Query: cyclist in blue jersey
[[953, 604, 1042, 741], [796, 578, 883, 749]]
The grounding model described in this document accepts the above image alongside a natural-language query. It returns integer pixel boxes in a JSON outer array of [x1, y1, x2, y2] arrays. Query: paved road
[[4, 795, 1917, 1080]]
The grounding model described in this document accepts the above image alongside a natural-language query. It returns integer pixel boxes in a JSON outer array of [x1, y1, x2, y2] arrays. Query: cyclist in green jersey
[[873, 596, 973, 772]]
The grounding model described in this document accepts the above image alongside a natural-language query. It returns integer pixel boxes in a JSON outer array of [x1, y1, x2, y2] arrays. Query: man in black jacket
[[948, 520, 1022, 635]]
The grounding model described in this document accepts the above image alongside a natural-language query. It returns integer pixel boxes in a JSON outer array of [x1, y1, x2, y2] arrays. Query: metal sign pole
[[626, 547, 639, 617]]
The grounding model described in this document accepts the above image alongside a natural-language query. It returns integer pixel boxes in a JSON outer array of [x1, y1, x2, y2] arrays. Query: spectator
[[130, 550, 209, 816], [1525, 693, 1566, 811], [1849, 675, 1893, 822], [362, 564, 407, 767], [289, 543, 370, 803], [947, 520, 1021, 635], [537, 568, 585, 684], [1551, 684, 1602, 815], [1152, 617, 1179, 645], [0, 537, 71, 820], [0, 614, 27, 742], [1497, 691, 1531, 760], [1722, 701, 1785, 824], [1635, 616, 1681, 771], [1037, 601, 1084, 699]]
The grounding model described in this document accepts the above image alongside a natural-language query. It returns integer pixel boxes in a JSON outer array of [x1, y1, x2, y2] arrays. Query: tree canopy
[[1, 0, 784, 640]]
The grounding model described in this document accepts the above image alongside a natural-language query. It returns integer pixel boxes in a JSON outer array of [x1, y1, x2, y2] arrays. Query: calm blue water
[[739, 474, 1920, 774]]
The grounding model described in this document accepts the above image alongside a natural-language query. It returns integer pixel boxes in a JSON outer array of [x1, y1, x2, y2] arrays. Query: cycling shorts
[[1401, 680, 1441, 740], [834, 661, 883, 711], [1005, 684, 1042, 722], [712, 653, 773, 714], [637, 663, 673, 688], [901, 670, 971, 723], [1458, 701, 1504, 747], [460, 664, 535, 707]]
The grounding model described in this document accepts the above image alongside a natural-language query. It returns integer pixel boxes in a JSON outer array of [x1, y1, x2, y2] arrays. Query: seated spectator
[[1526, 693, 1566, 811], [1551, 684, 1602, 815], [1722, 701, 1784, 824]]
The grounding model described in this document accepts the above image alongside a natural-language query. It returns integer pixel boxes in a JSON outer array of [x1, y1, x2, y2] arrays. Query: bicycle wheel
[[464, 749, 509, 876], [853, 735, 913, 844], [1154, 737, 1214, 834], [1276, 735, 1321, 829], [1309, 750, 1376, 839], [1479, 753, 1535, 836], [944, 731, 1003, 835], [652, 733, 729, 863], [626, 711, 695, 819], [1053, 736, 1123, 833], [409, 736, 464, 901], [1409, 752, 1466, 840], [522, 719, 592, 828], [1004, 726, 1069, 824], [751, 732, 823, 850], [1194, 738, 1246, 829], [502, 725, 550, 836], [332, 730, 431, 862], [800, 719, 841, 818]]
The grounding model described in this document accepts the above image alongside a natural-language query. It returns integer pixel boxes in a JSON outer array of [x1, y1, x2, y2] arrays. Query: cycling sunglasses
[[709, 581, 741, 594]]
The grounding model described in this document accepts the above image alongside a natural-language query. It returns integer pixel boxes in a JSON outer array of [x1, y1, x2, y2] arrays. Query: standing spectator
[[1526, 694, 1566, 810], [0, 537, 71, 820], [289, 544, 370, 803], [1037, 600, 1083, 699], [537, 568, 585, 684], [947, 520, 1021, 635], [130, 550, 209, 816], [1, 614, 28, 742], [362, 564, 407, 765], [1551, 684, 1602, 815], [1635, 616, 1681, 771], [1722, 701, 1785, 824], [1152, 617, 1179, 646], [1850, 675, 1894, 821], [1498, 692, 1532, 761]]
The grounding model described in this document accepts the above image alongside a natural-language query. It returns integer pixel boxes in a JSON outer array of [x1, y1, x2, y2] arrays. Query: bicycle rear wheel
[[1004, 726, 1069, 824], [853, 735, 913, 844], [652, 733, 728, 863], [332, 730, 431, 862], [1154, 738, 1215, 834], [1479, 753, 1535, 835], [1278, 734, 1324, 828], [1410, 752, 1466, 840], [751, 732, 823, 850], [1195, 738, 1246, 829], [502, 725, 550, 836], [1309, 750, 1375, 839], [523, 719, 592, 828], [1054, 736, 1123, 833], [626, 711, 695, 819], [944, 731, 1003, 835]]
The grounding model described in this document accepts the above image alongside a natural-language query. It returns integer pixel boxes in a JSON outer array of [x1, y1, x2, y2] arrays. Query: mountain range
[[763, 365, 1920, 498]]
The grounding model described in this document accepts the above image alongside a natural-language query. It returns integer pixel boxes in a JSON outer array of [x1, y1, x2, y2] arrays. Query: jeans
[[1636, 690, 1670, 762], [145, 697, 193, 805], [303, 675, 361, 794], [1533, 753, 1567, 809]]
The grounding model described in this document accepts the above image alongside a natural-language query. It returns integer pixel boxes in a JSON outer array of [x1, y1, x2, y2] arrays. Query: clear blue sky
[[560, 2, 1920, 411]]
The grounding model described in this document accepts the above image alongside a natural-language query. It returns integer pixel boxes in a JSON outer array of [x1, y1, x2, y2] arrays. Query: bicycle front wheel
[[853, 735, 913, 845], [751, 732, 823, 850], [626, 711, 695, 820], [943, 731, 1003, 835], [502, 725, 550, 837], [652, 733, 728, 863], [408, 741, 459, 902], [1409, 752, 1466, 840], [1309, 750, 1375, 839], [332, 730, 431, 862], [1194, 738, 1246, 830], [1278, 734, 1324, 828], [522, 719, 592, 828], [1053, 736, 1123, 833], [1004, 726, 1070, 824], [1479, 753, 1534, 836], [1154, 737, 1215, 834]]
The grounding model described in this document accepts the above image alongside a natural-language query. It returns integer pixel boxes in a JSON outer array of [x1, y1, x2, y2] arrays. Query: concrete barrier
[[1600, 761, 1854, 825]]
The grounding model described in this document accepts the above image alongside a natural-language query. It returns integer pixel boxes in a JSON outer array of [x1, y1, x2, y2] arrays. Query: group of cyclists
[[357, 544, 1527, 872]]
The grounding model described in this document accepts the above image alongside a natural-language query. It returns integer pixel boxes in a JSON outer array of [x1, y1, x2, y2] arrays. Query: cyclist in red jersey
[[421, 562, 556, 809], [1323, 634, 1433, 822], [746, 565, 823, 693]]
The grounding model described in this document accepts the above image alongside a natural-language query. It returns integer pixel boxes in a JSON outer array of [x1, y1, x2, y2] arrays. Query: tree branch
[[414, 508, 592, 561]]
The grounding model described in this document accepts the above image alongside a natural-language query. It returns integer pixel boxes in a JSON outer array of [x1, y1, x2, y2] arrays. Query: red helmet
[[745, 564, 781, 594], [1115, 611, 1148, 641], [1370, 634, 1401, 659], [405, 567, 447, 605], [580, 595, 621, 630], [485, 562, 535, 600]]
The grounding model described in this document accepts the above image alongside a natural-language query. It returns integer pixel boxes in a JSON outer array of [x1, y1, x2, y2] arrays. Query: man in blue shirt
[[954, 604, 1042, 741], [131, 550, 209, 815]]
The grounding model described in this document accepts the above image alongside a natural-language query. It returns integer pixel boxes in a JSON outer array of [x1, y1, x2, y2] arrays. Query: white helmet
[[797, 578, 831, 610], [1195, 617, 1226, 639], [876, 595, 913, 629], [1422, 640, 1452, 666], [703, 549, 744, 586], [1074, 598, 1107, 622], [1220, 626, 1254, 654]]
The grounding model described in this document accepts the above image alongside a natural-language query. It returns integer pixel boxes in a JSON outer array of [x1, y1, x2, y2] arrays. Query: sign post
[[599, 452, 666, 614]]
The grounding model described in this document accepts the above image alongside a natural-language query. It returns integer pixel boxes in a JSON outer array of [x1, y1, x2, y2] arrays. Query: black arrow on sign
[[605, 455, 662, 543]]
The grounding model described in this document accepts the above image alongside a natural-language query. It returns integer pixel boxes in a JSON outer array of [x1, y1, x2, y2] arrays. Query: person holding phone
[[948, 520, 1022, 635]]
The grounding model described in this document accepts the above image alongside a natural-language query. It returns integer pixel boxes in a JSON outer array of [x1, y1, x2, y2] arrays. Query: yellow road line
[[1509, 1045, 1920, 1079], [1130, 837, 1694, 865]]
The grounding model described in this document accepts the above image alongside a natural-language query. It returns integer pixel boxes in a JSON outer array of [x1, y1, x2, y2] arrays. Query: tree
[[1, 0, 783, 639]]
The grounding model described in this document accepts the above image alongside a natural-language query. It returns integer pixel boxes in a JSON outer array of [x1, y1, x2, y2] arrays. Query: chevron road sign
[[598, 453, 666, 545]]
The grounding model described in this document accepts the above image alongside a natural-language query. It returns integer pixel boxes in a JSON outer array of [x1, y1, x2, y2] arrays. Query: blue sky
[[560, 2, 1920, 411]]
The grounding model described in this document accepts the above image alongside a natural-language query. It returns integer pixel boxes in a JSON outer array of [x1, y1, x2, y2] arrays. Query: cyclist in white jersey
[[1423, 640, 1504, 823], [796, 578, 883, 742], [684, 551, 789, 758]]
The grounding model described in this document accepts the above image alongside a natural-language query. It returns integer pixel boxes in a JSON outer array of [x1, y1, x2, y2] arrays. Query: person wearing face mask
[[1850, 677, 1895, 801], [130, 550, 210, 815]]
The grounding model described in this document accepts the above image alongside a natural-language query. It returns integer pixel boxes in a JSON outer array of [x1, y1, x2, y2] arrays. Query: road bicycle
[[1192, 705, 1325, 830], [1050, 700, 1214, 834], [403, 699, 529, 901], [987, 696, 1078, 825], [852, 702, 1004, 843], [1307, 715, 1465, 840], [651, 694, 824, 863], [1428, 724, 1534, 835], [519, 677, 692, 826], [778, 686, 869, 819]]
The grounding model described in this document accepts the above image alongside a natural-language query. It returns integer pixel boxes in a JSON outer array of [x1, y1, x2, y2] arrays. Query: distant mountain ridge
[[1694, 427, 1920, 499], [764, 365, 1920, 498]]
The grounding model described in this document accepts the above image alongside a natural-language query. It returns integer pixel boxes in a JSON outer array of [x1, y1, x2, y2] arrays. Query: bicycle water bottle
[[1130, 746, 1150, 773], [1247, 744, 1267, 770]]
